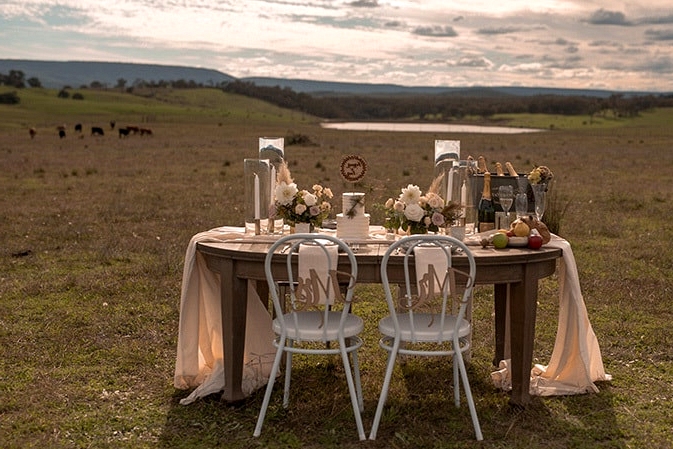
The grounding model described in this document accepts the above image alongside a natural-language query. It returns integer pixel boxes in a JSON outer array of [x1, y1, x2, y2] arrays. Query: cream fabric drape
[[174, 227, 276, 405], [491, 235, 612, 395]]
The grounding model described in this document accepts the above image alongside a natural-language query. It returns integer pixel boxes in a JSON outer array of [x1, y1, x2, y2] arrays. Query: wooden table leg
[[220, 258, 248, 402], [508, 265, 538, 407], [493, 283, 508, 367]]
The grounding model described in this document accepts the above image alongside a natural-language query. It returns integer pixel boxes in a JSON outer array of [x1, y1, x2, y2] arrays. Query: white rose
[[404, 203, 425, 222], [427, 193, 444, 209], [303, 192, 317, 207], [295, 203, 307, 215]]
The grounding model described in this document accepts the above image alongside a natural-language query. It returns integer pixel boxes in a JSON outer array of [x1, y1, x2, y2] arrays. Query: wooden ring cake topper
[[340, 155, 368, 183]]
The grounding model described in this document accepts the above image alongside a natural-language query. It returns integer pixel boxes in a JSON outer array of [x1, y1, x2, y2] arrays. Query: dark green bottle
[[478, 172, 495, 232]]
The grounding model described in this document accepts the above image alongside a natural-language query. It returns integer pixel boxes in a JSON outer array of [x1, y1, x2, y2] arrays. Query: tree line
[[222, 80, 673, 120]]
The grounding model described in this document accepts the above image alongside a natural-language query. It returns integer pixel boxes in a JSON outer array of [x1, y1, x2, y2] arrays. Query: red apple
[[528, 234, 543, 249], [506, 230, 515, 237]]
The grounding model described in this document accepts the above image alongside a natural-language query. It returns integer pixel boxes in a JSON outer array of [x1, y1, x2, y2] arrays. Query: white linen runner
[[491, 235, 612, 395], [174, 227, 275, 405]]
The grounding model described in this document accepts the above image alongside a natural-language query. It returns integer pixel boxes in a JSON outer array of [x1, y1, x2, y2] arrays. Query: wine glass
[[498, 185, 514, 228], [531, 184, 546, 221]]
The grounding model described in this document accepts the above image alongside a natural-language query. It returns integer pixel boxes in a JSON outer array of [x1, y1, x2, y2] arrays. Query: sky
[[1, 1, 672, 92]]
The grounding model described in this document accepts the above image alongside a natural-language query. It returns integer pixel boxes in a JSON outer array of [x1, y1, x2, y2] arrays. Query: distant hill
[[0, 59, 663, 98], [0, 60, 236, 89]]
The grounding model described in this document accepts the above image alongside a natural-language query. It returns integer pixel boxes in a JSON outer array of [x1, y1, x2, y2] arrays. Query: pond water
[[320, 121, 544, 134]]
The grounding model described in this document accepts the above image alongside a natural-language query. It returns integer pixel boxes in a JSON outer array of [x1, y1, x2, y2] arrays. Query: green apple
[[492, 232, 509, 249]]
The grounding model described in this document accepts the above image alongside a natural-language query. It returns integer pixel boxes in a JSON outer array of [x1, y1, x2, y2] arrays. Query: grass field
[[1, 87, 673, 448]]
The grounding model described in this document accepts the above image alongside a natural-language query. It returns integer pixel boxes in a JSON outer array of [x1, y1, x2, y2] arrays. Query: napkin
[[414, 245, 451, 299], [298, 242, 339, 305]]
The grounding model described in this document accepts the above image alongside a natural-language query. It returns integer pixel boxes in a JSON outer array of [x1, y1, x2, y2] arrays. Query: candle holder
[[259, 138, 284, 234], [243, 158, 271, 235], [433, 140, 461, 204]]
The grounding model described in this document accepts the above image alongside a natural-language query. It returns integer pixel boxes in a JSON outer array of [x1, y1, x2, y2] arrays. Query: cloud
[[384, 20, 404, 28], [454, 56, 493, 68], [637, 14, 673, 25], [644, 29, 673, 40], [587, 9, 632, 26], [412, 25, 457, 37], [348, 0, 379, 7], [477, 26, 522, 35]]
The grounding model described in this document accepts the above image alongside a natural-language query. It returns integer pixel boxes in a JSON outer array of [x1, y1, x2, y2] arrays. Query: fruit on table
[[513, 221, 530, 237], [492, 232, 509, 249], [528, 229, 543, 249]]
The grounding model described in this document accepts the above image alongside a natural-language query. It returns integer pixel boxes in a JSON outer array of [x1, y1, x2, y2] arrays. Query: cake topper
[[339, 154, 368, 183]]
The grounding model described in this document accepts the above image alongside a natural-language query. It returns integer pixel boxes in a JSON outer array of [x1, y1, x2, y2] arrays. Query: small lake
[[321, 121, 544, 134]]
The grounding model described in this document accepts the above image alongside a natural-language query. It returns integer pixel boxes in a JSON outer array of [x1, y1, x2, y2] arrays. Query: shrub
[[0, 91, 20, 104]]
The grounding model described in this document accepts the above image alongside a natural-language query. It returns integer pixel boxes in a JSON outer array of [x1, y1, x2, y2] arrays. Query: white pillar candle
[[254, 173, 260, 219], [446, 168, 454, 202]]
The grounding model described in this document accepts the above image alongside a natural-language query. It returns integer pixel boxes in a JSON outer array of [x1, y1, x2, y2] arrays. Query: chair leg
[[453, 353, 460, 407], [283, 339, 293, 408], [253, 340, 285, 437], [350, 349, 364, 412], [369, 344, 400, 440], [339, 345, 366, 441], [454, 350, 483, 441]]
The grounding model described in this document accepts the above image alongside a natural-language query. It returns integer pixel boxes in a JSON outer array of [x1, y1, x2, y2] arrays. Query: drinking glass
[[531, 184, 546, 221], [515, 192, 528, 219], [498, 185, 514, 228]]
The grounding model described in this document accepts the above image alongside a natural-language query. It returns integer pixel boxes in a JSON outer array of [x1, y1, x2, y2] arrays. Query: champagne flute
[[498, 185, 514, 228], [531, 184, 546, 221]]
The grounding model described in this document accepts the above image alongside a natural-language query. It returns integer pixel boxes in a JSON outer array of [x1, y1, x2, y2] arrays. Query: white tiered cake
[[336, 192, 370, 240]]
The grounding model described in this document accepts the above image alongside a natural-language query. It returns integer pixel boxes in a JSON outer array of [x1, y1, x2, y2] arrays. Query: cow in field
[[140, 128, 153, 136], [91, 126, 105, 136], [126, 125, 140, 134], [29, 128, 37, 139], [110, 120, 116, 130], [58, 129, 66, 138], [74, 123, 82, 133], [119, 128, 130, 138]]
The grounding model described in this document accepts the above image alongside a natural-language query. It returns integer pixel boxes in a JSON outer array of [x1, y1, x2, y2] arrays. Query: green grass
[[1, 88, 673, 448]]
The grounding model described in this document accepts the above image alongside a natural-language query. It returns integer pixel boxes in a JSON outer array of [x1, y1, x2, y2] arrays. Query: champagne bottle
[[505, 161, 518, 176], [495, 162, 504, 176], [478, 172, 495, 232], [477, 155, 488, 174]]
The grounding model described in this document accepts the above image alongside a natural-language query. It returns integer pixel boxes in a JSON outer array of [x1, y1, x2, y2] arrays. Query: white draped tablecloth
[[173, 227, 275, 405], [490, 235, 612, 395]]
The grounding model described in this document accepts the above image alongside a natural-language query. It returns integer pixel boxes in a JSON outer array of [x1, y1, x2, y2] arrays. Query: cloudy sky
[[1, 0, 672, 92]]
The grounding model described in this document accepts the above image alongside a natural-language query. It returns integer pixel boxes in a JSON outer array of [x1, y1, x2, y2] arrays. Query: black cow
[[58, 129, 66, 138], [119, 128, 130, 138], [91, 127, 105, 136], [74, 123, 82, 133]]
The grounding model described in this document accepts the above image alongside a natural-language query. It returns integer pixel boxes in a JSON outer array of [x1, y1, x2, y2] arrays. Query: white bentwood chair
[[369, 234, 483, 441], [253, 234, 366, 440]]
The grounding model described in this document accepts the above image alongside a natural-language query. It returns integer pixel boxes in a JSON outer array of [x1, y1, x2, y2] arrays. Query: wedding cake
[[336, 192, 370, 240]]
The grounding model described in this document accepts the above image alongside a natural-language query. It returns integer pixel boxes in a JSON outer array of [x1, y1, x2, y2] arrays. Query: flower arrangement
[[382, 176, 462, 234], [527, 165, 554, 185], [269, 162, 333, 227]]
